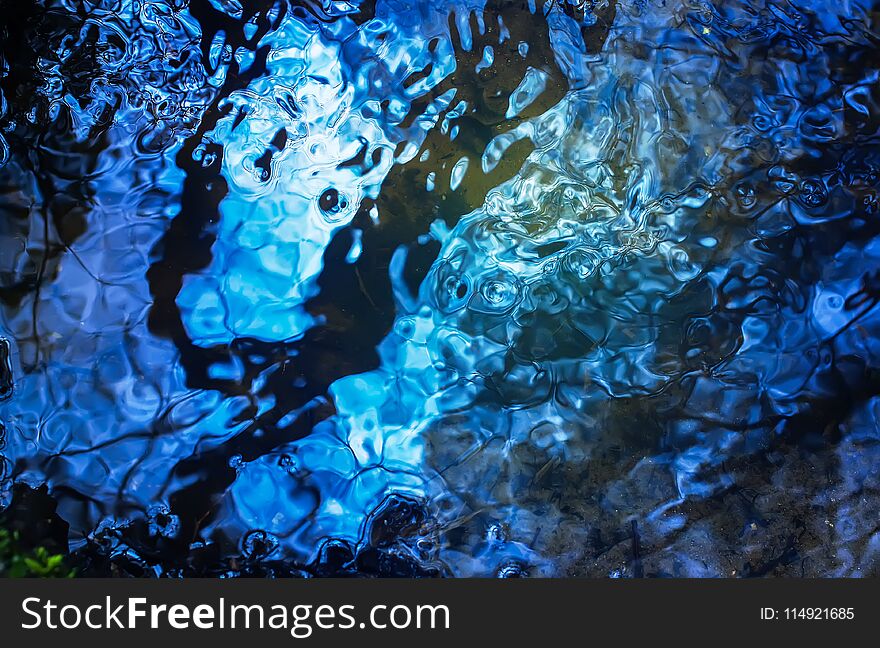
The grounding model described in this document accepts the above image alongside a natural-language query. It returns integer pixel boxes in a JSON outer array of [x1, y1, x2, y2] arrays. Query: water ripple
[[1, 0, 880, 577]]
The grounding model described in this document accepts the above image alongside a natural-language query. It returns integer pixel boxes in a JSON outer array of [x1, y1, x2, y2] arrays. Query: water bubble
[[436, 272, 471, 312], [319, 188, 340, 212], [563, 248, 601, 280], [394, 317, 416, 340], [318, 188, 349, 220], [242, 530, 279, 560], [483, 281, 509, 304], [470, 274, 520, 314], [799, 179, 828, 208], [146, 504, 180, 539], [734, 182, 757, 209], [277, 454, 297, 475]]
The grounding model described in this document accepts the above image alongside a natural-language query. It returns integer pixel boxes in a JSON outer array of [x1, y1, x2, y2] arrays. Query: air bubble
[[470, 273, 520, 314], [436, 271, 471, 313], [734, 182, 757, 209], [242, 530, 279, 560], [319, 188, 339, 212], [318, 188, 349, 220], [799, 179, 828, 208], [277, 454, 298, 475], [146, 504, 180, 539]]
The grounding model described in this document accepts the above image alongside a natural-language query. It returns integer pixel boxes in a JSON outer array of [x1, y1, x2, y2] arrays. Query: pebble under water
[[1, 0, 880, 577]]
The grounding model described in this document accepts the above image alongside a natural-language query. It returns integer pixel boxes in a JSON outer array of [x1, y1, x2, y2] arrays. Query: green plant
[[0, 528, 75, 578]]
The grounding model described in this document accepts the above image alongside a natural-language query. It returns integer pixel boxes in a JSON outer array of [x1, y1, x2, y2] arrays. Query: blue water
[[1, 0, 880, 576]]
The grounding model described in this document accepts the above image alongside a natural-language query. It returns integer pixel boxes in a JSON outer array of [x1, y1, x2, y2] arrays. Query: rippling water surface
[[2, 0, 880, 576]]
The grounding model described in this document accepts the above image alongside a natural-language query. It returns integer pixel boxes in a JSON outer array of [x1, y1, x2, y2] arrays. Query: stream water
[[2, 0, 880, 576]]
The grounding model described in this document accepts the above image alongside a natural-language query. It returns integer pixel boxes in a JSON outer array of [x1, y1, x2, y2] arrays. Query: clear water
[[1, 0, 880, 577]]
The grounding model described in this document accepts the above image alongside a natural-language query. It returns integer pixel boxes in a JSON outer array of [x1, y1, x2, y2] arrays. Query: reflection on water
[[1, 0, 880, 576]]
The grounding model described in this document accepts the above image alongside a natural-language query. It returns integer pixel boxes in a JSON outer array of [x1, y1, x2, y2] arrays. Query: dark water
[[1, 0, 880, 577]]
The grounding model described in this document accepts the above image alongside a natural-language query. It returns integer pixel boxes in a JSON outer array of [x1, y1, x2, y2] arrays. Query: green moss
[[0, 528, 76, 578]]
